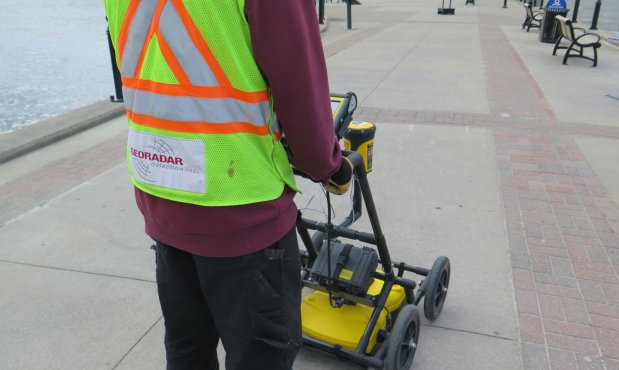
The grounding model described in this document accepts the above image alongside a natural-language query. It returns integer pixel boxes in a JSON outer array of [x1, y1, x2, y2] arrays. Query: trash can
[[539, 7, 569, 43]]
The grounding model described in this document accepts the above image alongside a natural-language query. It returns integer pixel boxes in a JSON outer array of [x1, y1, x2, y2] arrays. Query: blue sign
[[545, 0, 566, 9]]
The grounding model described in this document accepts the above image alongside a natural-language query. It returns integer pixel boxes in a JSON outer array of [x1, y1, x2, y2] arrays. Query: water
[[0, 1, 617, 134], [0, 1, 113, 134]]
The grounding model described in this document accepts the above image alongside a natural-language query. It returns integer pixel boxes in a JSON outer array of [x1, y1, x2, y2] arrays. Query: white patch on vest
[[128, 129, 206, 194]]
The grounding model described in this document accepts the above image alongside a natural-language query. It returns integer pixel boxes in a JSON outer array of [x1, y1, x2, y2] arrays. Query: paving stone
[[548, 348, 578, 370], [543, 319, 595, 340], [578, 280, 607, 304], [520, 314, 545, 345], [606, 358, 619, 370], [586, 302, 619, 319], [536, 284, 581, 300], [595, 328, 619, 360], [561, 298, 590, 325], [532, 253, 553, 274], [576, 354, 604, 370], [601, 284, 619, 306], [539, 294, 565, 321], [516, 289, 541, 316], [534, 272, 578, 289], [513, 268, 536, 291], [586, 245, 612, 264], [529, 244, 568, 258], [549, 256, 574, 278], [608, 248, 619, 267], [522, 342, 550, 370], [590, 314, 619, 331], [545, 333, 599, 355]]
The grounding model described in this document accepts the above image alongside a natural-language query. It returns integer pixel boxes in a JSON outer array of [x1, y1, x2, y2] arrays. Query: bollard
[[106, 24, 123, 103], [590, 0, 601, 30], [347, 0, 352, 29], [503, 0, 507, 8], [318, 0, 325, 25], [572, 0, 580, 22]]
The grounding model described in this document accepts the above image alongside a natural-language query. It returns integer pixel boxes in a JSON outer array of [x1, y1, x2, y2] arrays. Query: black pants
[[154, 227, 302, 370]]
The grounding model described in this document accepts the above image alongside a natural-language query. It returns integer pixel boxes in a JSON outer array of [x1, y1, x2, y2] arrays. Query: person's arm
[[245, 0, 343, 182]]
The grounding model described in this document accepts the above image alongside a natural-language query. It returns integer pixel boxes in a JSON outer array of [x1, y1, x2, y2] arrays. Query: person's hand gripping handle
[[323, 156, 354, 195]]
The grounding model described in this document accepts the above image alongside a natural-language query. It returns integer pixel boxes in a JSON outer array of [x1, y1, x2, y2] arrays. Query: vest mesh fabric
[[183, 0, 266, 91], [106, 0, 297, 206], [140, 34, 179, 84]]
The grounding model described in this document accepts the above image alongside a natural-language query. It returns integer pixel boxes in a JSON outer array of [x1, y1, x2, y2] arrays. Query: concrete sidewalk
[[1, 0, 619, 369]]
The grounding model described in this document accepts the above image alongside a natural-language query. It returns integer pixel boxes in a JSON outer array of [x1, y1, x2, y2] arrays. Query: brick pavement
[[481, 9, 619, 370], [0, 133, 126, 226]]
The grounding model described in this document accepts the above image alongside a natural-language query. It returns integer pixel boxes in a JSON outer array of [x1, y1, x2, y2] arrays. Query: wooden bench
[[522, 3, 542, 32], [552, 15, 602, 67]]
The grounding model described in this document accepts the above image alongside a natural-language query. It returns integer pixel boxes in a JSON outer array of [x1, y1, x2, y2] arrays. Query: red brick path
[[479, 10, 619, 370], [0, 134, 125, 226]]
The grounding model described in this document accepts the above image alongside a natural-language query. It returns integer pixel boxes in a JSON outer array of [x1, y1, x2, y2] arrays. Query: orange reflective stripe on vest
[[116, 0, 273, 135]]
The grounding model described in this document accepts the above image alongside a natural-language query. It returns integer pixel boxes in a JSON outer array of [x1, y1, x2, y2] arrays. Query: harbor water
[[0, 0, 617, 134], [0, 1, 112, 134]]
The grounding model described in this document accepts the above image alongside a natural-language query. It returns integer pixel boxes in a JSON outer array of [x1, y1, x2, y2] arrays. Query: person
[[104, 0, 353, 369]]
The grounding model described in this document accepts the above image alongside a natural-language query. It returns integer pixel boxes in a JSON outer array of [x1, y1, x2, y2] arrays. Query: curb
[[0, 100, 125, 164]]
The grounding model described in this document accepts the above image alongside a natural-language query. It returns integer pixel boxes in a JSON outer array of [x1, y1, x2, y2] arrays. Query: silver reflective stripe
[[124, 87, 270, 125], [270, 115, 281, 134], [158, 1, 218, 86], [121, 0, 158, 77]]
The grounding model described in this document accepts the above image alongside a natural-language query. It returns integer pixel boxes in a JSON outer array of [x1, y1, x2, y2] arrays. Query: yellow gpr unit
[[297, 92, 452, 370]]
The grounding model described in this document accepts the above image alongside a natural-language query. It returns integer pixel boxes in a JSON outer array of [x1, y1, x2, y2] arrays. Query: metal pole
[[572, 0, 580, 22], [106, 25, 123, 103], [347, 0, 352, 29], [503, 0, 507, 9], [318, 0, 325, 25], [590, 0, 601, 30]]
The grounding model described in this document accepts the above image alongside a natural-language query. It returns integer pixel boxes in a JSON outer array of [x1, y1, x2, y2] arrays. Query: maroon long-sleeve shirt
[[134, 0, 341, 257]]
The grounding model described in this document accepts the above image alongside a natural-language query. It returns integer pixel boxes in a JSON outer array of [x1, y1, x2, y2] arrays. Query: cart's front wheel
[[385, 304, 420, 370], [424, 256, 450, 321]]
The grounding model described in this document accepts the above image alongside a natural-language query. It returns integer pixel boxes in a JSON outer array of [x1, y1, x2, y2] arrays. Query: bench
[[522, 4, 542, 32], [552, 15, 602, 67]]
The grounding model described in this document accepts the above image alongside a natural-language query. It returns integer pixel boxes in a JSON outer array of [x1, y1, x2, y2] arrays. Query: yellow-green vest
[[104, 0, 297, 206]]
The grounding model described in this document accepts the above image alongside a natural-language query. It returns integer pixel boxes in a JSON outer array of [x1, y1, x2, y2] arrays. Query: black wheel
[[423, 256, 450, 321], [385, 304, 420, 370]]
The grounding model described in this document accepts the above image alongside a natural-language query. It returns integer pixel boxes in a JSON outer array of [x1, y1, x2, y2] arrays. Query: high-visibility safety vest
[[105, 0, 298, 206]]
